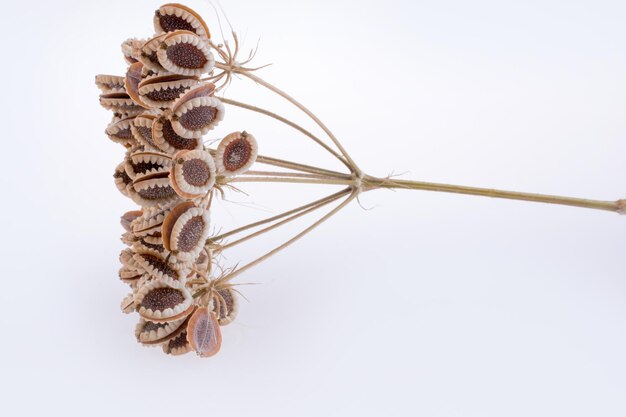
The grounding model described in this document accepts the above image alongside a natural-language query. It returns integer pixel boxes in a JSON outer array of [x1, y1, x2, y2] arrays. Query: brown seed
[[170, 149, 216, 199], [186, 307, 222, 357], [171, 96, 224, 138], [154, 4, 211, 39], [215, 131, 259, 176], [157, 31, 214, 76]]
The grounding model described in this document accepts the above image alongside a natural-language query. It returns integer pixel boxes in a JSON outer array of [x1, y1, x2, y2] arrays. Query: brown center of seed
[[181, 159, 210, 186], [179, 106, 217, 131], [137, 185, 176, 200], [114, 169, 132, 185], [115, 128, 133, 140], [167, 331, 189, 350], [223, 138, 251, 171], [141, 287, 184, 311], [217, 289, 234, 317], [143, 321, 168, 333], [166, 43, 207, 69], [143, 254, 178, 278], [162, 119, 198, 150], [158, 13, 196, 33], [146, 85, 188, 102], [177, 216, 205, 252]]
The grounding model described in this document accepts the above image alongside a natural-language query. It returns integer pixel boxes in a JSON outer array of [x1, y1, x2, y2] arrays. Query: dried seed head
[[171, 96, 224, 138], [138, 74, 199, 108], [99, 92, 144, 116], [106, 116, 137, 147], [215, 131, 258, 176], [114, 162, 133, 197], [125, 62, 150, 109], [132, 235, 167, 258], [154, 4, 210, 39], [162, 202, 211, 263], [139, 34, 168, 73], [119, 266, 143, 289], [213, 287, 239, 326], [132, 252, 189, 288], [152, 113, 203, 154], [162, 329, 192, 355], [95, 74, 126, 93], [157, 30, 214, 76], [186, 307, 222, 357], [170, 149, 216, 199], [131, 176, 180, 208], [131, 207, 171, 237], [135, 280, 194, 322], [121, 210, 143, 232], [135, 315, 189, 346], [131, 112, 159, 149], [121, 38, 145, 64], [127, 150, 172, 181]]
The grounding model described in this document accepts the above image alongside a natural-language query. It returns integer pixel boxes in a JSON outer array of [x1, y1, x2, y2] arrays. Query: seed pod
[[132, 234, 167, 258], [157, 30, 214, 76], [135, 315, 189, 346], [121, 210, 143, 232], [154, 3, 210, 39], [132, 252, 189, 288], [170, 149, 216, 199], [162, 202, 211, 263], [99, 92, 144, 116], [139, 34, 168, 73], [131, 176, 180, 208], [125, 62, 150, 109], [162, 330, 192, 355], [152, 113, 203, 154], [131, 112, 159, 149], [186, 307, 222, 357], [215, 131, 258, 176], [114, 162, 133, 197], [121, 293, 136, 314], [106, 116, 137, 147], [119, 266, 143, 289], [138, 74, 198, 108], [213, 287, 238, 326], [171, 96, 224, 139], [95, 74, 126, 93], [135, 280, 194, 322], [132, 207, 171, 237], [126, 150, 172, 181], [195, 247, 211, 276], [121, 38, 145, 64]]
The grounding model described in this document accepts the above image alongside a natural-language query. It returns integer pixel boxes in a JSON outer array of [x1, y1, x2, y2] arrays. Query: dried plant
[[97, 3, 624, 357]]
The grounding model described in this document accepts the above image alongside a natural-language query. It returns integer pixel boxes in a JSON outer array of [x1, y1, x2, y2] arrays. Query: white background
[[2, 0, 626, 416]]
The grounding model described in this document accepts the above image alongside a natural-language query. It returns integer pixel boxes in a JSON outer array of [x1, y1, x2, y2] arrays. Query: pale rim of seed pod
[[154, 3, 211, 40], [131, 112, 159, 149], [121, 37, 145, 64], [135, 315, 189, 345], [170, 149, 217, 199], [132, 252, 189, 288], [125, 62, 151, 109], [152, 113, 203, 154], [131, 238, 167, 259], [132, 206, 171, 236], [135, 280, 194, 322], [130, 176, 179, 208], [163, 330, 193, 355], [95, 74, 126, 93], [138, 76, 199, 108], [157, 30, 215, 76], [121, 209, 143, 232], [129, 150, 172, 181], [114, 162, 132, 197], [171, 96, 225, 139], [121, 293, 136, 314], [186, 307, 222, 357], [168, 205, 211, 262], [139, 33, 168, 73], [99, 93, 143, 116], [214, 287, 239, 326], [215, 131, 259, 177], [106, 116, 137, 147]]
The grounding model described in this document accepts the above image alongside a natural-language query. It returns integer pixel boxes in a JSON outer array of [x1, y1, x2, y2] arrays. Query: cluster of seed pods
[[97, 4, 259, 357]]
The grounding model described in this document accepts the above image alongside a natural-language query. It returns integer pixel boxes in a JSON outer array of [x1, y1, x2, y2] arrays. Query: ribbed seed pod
[[215, 131, 258, 176], [213, 287, 238, 326], [154, 3, 210, 39], [138, 74, 198, 108], [139, 34, 168, 73], [106, 116, 137, 147], [171, 96, 224, 138], [95, 74, 126, 93], [135, 280, 194, 322], [157, 30, 214, 76], [170, 149, 216, 199], [162, 202, 211, 263], [135, 315, 189, 346], [125, 62, 150, 109], [186, 307, 222, 357], [152, 113, 203, 154]]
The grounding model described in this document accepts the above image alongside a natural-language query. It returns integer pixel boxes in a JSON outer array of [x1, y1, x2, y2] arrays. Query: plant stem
[[218, 188, 351, 251], [226, 176, 355, 186], [365, 175, 624, 214], [255, 154, 352, 179], [221, 188, 358, 282], [220, 97, 352, 170]]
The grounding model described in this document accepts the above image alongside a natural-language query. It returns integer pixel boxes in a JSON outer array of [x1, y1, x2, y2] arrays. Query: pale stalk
[[220, 97, 352, 170], [220, 188, 358, 283], [210, 188, 352, 242], [242, 170, 345, 180], [226, 176, 355, 186], [217, 188, 351, 251]]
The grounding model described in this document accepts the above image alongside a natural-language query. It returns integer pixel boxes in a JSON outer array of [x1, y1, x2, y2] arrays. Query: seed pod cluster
[[97, 4, 258, 357]]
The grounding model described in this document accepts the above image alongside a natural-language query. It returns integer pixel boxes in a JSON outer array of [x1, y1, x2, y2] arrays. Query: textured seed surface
[[141, 287, 184, 311], [182, 159, 209, 186], [163, 119, 197, 149], [143, 254, 178, 278], [146, 85, 188, 102], [114, 128, 133, 140], [132, 161, 162, 174], [143, 321, 168, 332], [167, 43, 207, 69], [179, 106, 216, 130], [217, 289, 234, 318], [168, 331, 189, 349], [137, 185, 176, 200], [114, 169, 132, 185], [140, 238, 164, 252], [177, 216, 204, 252], [158, 13, 196, 33], [223, 138, 251, 171]]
